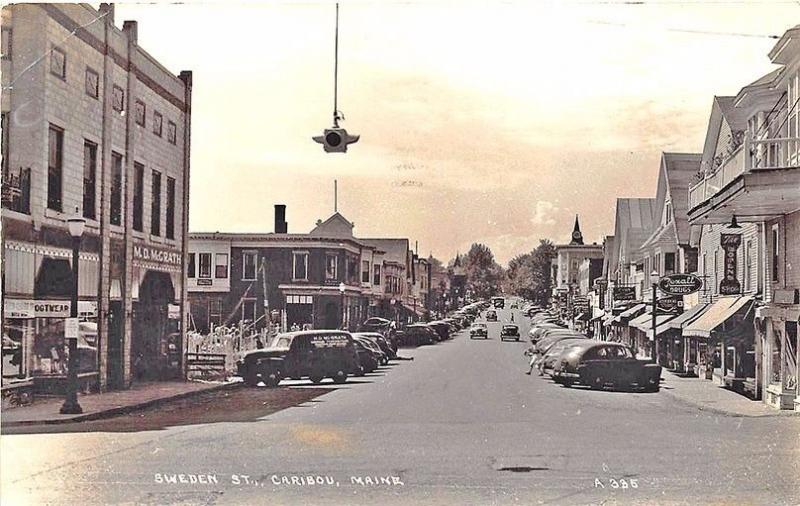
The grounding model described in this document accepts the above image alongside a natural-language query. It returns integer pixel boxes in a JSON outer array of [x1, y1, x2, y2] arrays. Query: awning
[[668, 303, 710, 329], [631, 312, 676, 333], [589, 313, 605, 323], [575, 312, 590, 322], [683, 296, 754, 338], [619, 303, 647, 322], [402, 304, 427, 317]]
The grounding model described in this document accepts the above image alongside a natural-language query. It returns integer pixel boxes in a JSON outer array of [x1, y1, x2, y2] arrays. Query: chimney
[[274, 205, 287, 234], [99, 3, 115, 24], [122, 20, 138, 45]]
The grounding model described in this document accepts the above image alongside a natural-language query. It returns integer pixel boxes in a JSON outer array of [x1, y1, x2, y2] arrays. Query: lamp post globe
[[649, 270, 660, 286]]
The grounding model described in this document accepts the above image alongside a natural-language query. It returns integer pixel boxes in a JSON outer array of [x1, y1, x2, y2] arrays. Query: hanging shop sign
[[613, 286, 636, 301], [167, 304, 181, 320], [658, 273, 703, 296], [133, 245, 182, 267], [573, 296, 590, 312], [3, 299, 98, 319], [720, 234, 742, 296], [656, 296, 684, 313]]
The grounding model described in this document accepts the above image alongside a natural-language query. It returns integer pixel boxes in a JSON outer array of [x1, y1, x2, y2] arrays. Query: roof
[[309, 212, 355, 238], [361, 238, 410, 266], [612, 198, 656, 272], [641, 153, 702, 249]]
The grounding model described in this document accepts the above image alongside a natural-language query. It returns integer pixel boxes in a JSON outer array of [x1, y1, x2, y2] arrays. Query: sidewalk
[[1, 379, 241, 428], [660, 370, 799, 418]]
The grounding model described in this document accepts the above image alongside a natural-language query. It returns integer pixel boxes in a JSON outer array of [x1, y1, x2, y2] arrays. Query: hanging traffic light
[[313, 127, 359, 153]]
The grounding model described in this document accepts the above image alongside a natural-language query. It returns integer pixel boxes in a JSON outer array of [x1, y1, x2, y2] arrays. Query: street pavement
[[2, 306, 799, 505]]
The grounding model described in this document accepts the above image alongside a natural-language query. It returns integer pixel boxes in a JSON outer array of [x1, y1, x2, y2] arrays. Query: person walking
[[524, 344, 537, 375]]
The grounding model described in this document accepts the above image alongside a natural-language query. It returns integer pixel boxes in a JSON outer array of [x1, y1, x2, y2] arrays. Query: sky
[[113, 1, 799, 265]]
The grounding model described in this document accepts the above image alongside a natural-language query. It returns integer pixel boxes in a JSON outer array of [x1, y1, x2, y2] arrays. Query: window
[[50, 46, 66, 79], [714, 249, 719, 294], [215, 253, 228, 279], [135, 99, 146, 127], [112, 85, 124, 112], [187, 253, 196, 278], [772, 225, 780, 283], [133, 163, 144, 231], [242, 251, 257, 280], [654, 253, 661, 275], [1, 114, 30, 215], [150, 170, 161, 236], [664, 252, 675, 275], [167, 120, 177, 145], [242, 299, 257, 323], [362, 260, 370, 283], [82, 141, 97, 219], [166, 177, 176, 239], [208, 299, 223, 327], [293, 252, 308, 280], [153, 111, 163, 137], [325, 253, 338, 280], [663, 202, 672, 226], [47, 125, 63, 211], [85, 67, 99, 99], [1, 28, 11, 60], [373, 264, 381, 286], [110, 152, 123, 225], [198, 253, 212, 279]]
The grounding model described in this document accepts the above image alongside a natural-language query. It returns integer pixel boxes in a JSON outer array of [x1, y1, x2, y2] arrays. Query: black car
[[427, 321, 452, 341], [553, 341, 661, 392], [485, 310, 498, 322], [402, 324, 438, 346], [500, 324, 520, 342], [354, 332, 396, 362], [236, 331, 360, 387], [353, 337, 380, 374]]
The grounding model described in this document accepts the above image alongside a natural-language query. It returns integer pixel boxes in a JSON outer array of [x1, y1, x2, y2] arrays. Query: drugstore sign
[[4, 299, 97, 318]]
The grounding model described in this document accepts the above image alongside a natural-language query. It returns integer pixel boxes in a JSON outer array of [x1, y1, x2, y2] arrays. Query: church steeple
[[570, 215, 584, 245]]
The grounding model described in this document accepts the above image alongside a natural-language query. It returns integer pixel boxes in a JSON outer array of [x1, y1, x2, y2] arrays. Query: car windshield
[[273, 337, 292, 348]]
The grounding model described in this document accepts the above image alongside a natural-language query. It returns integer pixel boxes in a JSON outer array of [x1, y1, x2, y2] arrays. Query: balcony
[[687, 136, 800, 225]]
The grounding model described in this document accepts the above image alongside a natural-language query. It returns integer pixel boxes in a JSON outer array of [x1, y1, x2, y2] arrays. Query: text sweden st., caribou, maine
[[154, 473, 405, 487]]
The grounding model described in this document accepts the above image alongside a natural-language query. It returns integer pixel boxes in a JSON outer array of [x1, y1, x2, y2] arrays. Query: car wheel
[[309, 373, 324, 384], [243, 371, 260, 387], [331, 370, 347, 384], [562, 378, 573, 388], [590, 375, 604, 390], [355, 364, 366, 377], [263, 370, 281, 388], [516, 337, 520, 342]]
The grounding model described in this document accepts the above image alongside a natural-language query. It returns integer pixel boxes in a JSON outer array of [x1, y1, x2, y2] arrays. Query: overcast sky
[[115, 1, 797, 265]]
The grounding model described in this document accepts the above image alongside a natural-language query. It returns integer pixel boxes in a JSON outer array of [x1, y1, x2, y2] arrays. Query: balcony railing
[[689, 136, 800, 210]]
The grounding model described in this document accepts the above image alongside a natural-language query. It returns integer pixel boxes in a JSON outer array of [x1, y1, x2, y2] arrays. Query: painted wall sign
[[613, 286, 636, 301], [3, 299, 98, 318], [196, 278, 213, 286], [133, 245, 182, 266], [658, 273, 703, 296], [720, 234, 742, 296]]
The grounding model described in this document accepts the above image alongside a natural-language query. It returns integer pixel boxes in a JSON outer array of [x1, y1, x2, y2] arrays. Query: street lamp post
[[338, 282, 346, 330], [61, 208, 85, 414], [649, 270, 659, 365]]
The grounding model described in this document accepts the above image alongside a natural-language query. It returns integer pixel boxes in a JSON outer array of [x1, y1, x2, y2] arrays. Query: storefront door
[[133, 271, 175, 382], [107, 301, 124, 389]]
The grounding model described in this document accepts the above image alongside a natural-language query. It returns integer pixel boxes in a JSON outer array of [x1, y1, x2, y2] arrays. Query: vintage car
[[427, 321, 452, 341], [353, 332, 395, 363], [485, 310, 498, 322], [552, 341, 661, 392], [500, 324, 520, 342], [537, 339, 587, 376], [528, 324, 565, 342], [492, 297, 505, 309], [359, 317, 395, 337], [353, 337, 380, 374], [469, 322, 488, 339], [236, 331, 360, 387], [402, 324, 438, 346]]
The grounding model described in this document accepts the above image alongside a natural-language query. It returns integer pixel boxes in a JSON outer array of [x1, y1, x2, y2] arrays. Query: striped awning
[[683, 296, 754, 338]]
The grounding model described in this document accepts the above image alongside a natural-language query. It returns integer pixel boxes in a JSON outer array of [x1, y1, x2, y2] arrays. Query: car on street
[[500, 324, 520, 342], [469, 322, 488, 339], [353, 336, 381, 374], [492, 297, 505, 309], [528, 324, 566, 343], [359, 317, 396, 336], [485, 310, 498, 322], [537, 339, 587, 376], [353, 332, 395, 363], [236, 331, 360, 387], [427, 321, 453, 341], [401, 324, 439, 346], [552, 341, 662, 392]]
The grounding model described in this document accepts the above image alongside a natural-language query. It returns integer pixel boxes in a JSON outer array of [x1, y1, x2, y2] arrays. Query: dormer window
[[663, 201, 672, 226]]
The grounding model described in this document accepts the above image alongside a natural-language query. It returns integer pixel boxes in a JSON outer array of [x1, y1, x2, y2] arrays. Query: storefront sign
[[3, 299, 98, 319], [133, 245, 182, 267], [64, 317, 79, 338], [720, 234, 742, 296], [613, 286, 636, 301], [656, 296, 683, 313], [658, 273, 703, 296], [168, 304, 181, 320], [573, 296, 589, 312]]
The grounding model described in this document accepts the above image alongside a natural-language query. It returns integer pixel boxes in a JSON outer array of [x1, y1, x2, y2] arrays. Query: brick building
[[1, 4, 192, 403]]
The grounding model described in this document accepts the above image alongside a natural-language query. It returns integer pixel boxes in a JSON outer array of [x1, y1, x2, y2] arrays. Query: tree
[[505, 239, 556, 306], [464, 243, 504, 300]]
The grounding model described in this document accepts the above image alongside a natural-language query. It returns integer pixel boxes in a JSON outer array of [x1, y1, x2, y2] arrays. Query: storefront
[[665, 303, 709, 376], [758, 304, 799, 410]]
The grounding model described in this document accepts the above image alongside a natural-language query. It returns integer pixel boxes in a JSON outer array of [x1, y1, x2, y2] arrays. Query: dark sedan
[[500, 324, 520, 342], [552, 341, 661, 392]]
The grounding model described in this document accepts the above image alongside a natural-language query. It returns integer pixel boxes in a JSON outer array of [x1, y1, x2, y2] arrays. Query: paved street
[[3, 308, 799, 505]]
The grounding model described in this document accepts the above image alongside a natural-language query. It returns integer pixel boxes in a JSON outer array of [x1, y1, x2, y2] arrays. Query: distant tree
[[464, 243, 504, 299], [505, 239, 556, 306]]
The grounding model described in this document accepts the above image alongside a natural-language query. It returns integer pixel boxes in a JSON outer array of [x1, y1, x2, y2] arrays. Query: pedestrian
[[524, 344, 537, 375], [510, 313, 515, 323], [255, 336, 264, 349]]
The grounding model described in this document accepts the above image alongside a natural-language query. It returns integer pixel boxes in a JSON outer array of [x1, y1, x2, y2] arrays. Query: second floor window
[[135, 99, 146, 127], [293, 252, 308, 280], [47, 125, 63, 211], [373, 264, 381, 286], [133, 163, 144, 231], [110, 152, 123, 225], [326, 253, 338, 280], [243, 251, 257, 280], [198, 253, 212, 279], [664, 252, 675, 275], [151, 170, 161, 236], [187, 253, 196, 278], [215, 253, 228, 279], [50, 46, 66, 79], [166, 177, 176, 239], [153, 111, 163, 137], [82, 141, 96, 219], [167, 120, 177, 145], [362, 260, 370, 283], [85, 67, 99, 99]]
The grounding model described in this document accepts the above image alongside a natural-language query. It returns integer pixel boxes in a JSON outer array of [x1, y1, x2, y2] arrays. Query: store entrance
[[132, 271, 175, 382], [323, 302, 339, 330], [107, 300, 125, 389]]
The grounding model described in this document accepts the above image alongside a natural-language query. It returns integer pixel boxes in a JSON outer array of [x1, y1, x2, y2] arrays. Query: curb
[[659, 384, 799, 418], [1, 381, 242, 428]]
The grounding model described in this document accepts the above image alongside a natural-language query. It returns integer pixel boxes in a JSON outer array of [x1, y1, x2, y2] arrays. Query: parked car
[[354, 332, 395, 363], [552, 341, 661, 392], [500, 324, 520, 342], [427, 321, 452, 341], [402, 324, 439, 346], [353, 337, 381, 374], [359, 317, 396, 337], [538, 339, 587, 377], [485, 310, 498, 322], [528, 324, 566, 343], [492, 297, 505, 309], [236, 331, 360, 387], [469, 322, 488, 339], [534, 331, 586, 355]]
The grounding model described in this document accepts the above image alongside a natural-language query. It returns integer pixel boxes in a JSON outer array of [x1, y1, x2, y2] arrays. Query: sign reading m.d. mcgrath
[[658, 274, 703, 296], [133, 245, 182, 266]]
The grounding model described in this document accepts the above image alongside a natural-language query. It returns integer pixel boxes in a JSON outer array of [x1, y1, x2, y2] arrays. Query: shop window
[[151, 170, 161, 236], [167, 120, 177, 145], [2, 320, 26, 382], [293, 252, 308, 281], [133, 163, 144, 231], [325, 253, 338, 280], [783, 322, 797, 390], [112, 85, 124, 112], [110, 152, 123, 226], [664, 252, 675, 275], [373, 264, 381, 286], [208, 299, 222, 327], [47, 125, 63, 211], [50, 45, 66, 79], [241, 299, 256, 323], [362, 260, 370, 283], [771, 323, 783, 385], [215, 253, 228, 279], [85, 67, 99, 99], [82, 141, 97, 220], [153, 111, 163, 137], [135, 99, 146, 127], [198, 253, 212, 279], [187, 253, 196, 278], [242, 251, 257, 280], [166, 177, 176, 239]]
